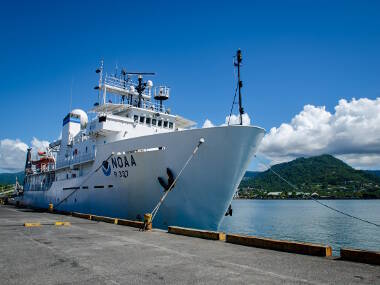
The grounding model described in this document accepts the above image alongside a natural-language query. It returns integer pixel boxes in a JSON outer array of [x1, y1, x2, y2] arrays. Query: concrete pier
[[0, 205, 379, 284]]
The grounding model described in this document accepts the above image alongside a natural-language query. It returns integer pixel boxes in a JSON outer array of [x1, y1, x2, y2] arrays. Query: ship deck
[[0, 205, 378, 284]]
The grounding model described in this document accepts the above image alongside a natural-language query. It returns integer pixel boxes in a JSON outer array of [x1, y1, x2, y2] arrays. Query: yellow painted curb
[[72, 212, 93, 220], [55, 221, 71, 226], [71, 212, 143, 228], [168, 226, 226, 241], [92, 215, 116, 224], [226, 234, 332, 257], [24, 222, 41, 227], [340, 248, 380, 265], [117, 218, 144, 228]]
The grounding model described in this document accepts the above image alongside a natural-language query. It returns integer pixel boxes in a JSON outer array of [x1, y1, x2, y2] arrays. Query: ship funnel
[[61, 109, 87, 146]]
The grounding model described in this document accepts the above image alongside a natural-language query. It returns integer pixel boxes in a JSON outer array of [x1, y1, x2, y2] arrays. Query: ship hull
[[20, 125, 264, 230]]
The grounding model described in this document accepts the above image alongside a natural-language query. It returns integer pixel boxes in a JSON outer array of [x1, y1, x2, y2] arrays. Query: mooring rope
[[254, 155, 380, 228], [150, 138, 205, 224]]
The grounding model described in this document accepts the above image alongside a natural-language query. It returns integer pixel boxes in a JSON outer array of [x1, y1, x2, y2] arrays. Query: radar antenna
[[130, 72, 155, 108]]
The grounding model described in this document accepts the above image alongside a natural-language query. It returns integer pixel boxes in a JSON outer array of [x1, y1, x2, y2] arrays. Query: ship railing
[[95, 100, 167, 115], [28, 164, 55, 175], [72, 133, 90, 145], [26, 183, 50, 192], [25, 175, 55, 192], [104, 75, 152, 97], [102, 74, 168, 113], [125, 98, 167, 113], [138, 99, 167, 113], [104, 75, 132, 90], [55, 152, 95, 169], [27, 184, 47, 192]]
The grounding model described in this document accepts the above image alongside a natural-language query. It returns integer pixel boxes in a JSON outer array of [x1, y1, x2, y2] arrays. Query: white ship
[[19, 52, 265, 230]]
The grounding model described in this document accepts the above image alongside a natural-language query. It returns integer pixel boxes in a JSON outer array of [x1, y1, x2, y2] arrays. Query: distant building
[[267, 192, 282, 197]]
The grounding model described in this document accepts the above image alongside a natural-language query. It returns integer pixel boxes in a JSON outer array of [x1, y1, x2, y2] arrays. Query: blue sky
[[1, 0, 380, 171]]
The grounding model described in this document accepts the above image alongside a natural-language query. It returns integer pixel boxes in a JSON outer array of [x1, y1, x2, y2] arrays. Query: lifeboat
[[32, 156, 55, 172]]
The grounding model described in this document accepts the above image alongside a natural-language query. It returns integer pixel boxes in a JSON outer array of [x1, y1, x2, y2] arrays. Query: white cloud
[[202, 119, 215, 128], [224, 113, 251, 126], [0, 137, 49, 172], [0, 139, 28, 172], [259, 98, 380, 169], [31, 137, 50, 153]]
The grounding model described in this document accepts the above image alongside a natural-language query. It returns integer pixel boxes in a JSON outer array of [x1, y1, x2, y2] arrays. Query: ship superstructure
[[20, 56, 265, 230]]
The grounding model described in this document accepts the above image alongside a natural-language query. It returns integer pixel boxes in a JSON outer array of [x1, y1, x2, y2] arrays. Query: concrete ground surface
[[0, 205, 379, 285]]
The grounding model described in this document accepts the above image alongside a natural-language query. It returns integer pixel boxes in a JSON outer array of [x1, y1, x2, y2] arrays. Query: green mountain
[[240, 154, 380, 198], [0, 171, 24, 185]]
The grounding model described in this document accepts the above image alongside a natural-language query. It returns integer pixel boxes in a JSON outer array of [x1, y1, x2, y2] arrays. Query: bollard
[[144, 213, 152, 230]]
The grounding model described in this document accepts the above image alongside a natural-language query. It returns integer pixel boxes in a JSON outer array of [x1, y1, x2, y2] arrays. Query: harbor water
[[220, 199, 380, 255]]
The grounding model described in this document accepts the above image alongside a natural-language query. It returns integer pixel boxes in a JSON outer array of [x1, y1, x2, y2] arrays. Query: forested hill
[[240, 154, 380, 195]]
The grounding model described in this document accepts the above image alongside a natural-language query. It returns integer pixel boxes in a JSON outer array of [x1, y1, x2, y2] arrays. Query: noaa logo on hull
[[102, 161, 111, 176]]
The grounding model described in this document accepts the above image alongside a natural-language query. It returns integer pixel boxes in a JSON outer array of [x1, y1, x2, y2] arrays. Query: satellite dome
[[146, 80, 153, 88], [71, 109, 88, 129]]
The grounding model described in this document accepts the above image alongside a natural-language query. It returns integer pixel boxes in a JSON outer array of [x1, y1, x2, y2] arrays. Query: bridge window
[[146, 117, 151, 125], [163, 121, 168, 128], [152, 118, 157, 125], [169, 122, 173, 129], [158, 120, 162, 127], [134, 115, 138, 122], [140, 116, 145, 123]]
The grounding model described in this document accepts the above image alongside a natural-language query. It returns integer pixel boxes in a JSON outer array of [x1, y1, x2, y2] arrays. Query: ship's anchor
[[157, 168, 175, 192], [225, 204, 233, 216]]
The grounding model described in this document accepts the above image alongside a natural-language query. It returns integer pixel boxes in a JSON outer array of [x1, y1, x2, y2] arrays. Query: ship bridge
[[89, 103, 195, 130]]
